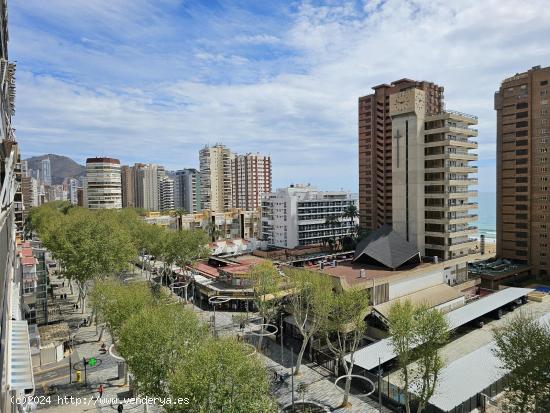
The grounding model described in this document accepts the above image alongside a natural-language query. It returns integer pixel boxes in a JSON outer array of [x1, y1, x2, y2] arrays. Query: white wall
[[389, 267, 444, 300]]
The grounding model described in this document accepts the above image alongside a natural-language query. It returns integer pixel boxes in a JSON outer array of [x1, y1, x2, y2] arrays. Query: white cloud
[[11, 0, 550, 193]]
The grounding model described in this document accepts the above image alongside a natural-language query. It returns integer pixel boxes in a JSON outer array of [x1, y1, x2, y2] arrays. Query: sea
[[477, 192, 497, 242]]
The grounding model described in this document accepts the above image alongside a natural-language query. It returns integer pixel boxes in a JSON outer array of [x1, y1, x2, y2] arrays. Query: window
[[516, 158, 528, 164], [516, 149, 528, 155], [516, 250, 528, 256], [516, 130, 528, 137], [516, 186, 528, 192], [516, 214, 528, 220], [516, 222, 528, 229], [541, 89, 548, 96], [515, 232, 528, 238], [516, 168, 528, 174], [516, 195, 528, 201], [516, 140, 528, 146], [516, 177, 528, 183], [515, 204, 528, 210], [516, 240, 528, 247], [516, 121, 529, 128], [542, 80, 549, 86], [517, 102, 529, 109], [516, 111, 528, 119]]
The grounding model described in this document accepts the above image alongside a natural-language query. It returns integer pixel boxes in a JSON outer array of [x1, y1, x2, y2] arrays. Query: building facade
[[174, 168, 202, 213], [358, 79, 444, 231], [200, 144, 234, 212], [40, 157, 51, 186], [159, 176, 175, 212], [388, 87, 478, 284], [261, 185, 358, 249], [232, 153, 271, 210], [120, 165, 134, 208], [85, 157, 122, 209], [495, 65, 550, 277]]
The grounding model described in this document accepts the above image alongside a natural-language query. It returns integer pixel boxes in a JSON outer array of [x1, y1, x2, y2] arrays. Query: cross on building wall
[[394, 129, 402, 168]]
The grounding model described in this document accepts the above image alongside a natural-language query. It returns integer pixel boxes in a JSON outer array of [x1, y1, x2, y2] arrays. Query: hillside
[[25, 154, 85, 185]]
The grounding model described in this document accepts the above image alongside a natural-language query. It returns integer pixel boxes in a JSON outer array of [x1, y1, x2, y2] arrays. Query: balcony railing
[[446, 109, 478, 121]]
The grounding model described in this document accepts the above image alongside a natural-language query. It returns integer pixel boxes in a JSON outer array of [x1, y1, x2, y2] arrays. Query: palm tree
[[342, 204, 359, 232], [204, 220, 221, 242], [170, 208, 187, 231], [325, 215, 340, 250]]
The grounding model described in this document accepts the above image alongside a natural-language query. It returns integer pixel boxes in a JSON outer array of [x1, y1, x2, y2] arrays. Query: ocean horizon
[[477, 192, 496, 241]]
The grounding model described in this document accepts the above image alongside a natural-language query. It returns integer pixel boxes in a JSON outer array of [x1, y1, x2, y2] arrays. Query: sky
[[9, 0, 550, 193]]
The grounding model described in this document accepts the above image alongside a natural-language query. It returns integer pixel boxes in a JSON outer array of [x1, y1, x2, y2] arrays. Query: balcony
[[426, 110, 478, 125], [448, 238, 477, 251], [425, 152, 478, 162], [424, 125, 478, 137]]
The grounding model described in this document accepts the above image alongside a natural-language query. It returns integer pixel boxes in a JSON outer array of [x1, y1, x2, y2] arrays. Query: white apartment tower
[[200, 144, 234, 212], [261, 185, 358, 249], [389, 88, 478, 283], [40, 157, 52, 186], [85, 157, 122, 209], [138, 164, 162, 211], [159, 176, 175, 212], [233, 153, 272, 210]]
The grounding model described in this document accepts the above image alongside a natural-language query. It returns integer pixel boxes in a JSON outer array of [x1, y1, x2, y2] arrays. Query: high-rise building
[[0, 1, 36, 408], [136, 164, 162, 211], [388, 87, 478, 284], [261, 184, 358, 249], [120, 165, 134, 208], [233, 153, 271, 210], [67, 178, 79, 205], [174, 168, 202, 213], [200, 144, 234, 212], [495, 65, 550, 278], [40, 157, 52, 186], [159, 176, 175, 212], [21, 176, 39, 210], [358, 79, 444, 231], [85, 157, 122, 209]]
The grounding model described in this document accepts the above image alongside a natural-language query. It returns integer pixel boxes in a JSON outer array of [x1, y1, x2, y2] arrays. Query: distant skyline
[[10, 0, 550, 192]]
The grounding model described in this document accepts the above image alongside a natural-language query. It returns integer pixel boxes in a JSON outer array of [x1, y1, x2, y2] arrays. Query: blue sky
[[10, 0, 550, 192]]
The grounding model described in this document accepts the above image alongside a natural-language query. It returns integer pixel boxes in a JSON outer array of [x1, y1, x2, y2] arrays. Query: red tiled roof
[[192, 262, 220, 279], [21, 257, 37, 266]]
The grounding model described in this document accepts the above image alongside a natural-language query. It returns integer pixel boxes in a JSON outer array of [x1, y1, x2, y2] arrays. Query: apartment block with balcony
[[495, 65, 550, 278], [199, 144, 235, 212], [261, 185, 358, 249], [390, 88, 478, 284], [358, 79, 444, 232]]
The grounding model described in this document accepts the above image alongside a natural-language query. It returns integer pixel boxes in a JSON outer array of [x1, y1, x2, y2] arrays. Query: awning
[[8, 320, 35, 394], [348, 287, 534, 371]]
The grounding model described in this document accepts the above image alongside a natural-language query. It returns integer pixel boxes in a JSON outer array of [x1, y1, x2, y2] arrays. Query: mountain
[[24, 154, 86, 185]]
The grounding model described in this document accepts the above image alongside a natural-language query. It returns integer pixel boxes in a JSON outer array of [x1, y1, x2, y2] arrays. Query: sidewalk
[[33, 271, 161, 413]]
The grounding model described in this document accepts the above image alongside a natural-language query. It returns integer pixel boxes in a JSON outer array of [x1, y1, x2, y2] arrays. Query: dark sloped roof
[[353, 225, 420, 269]]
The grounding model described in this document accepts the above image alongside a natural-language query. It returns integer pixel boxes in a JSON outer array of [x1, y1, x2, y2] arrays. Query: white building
[[138, 164, 162, 211], [40, 158, 51, 186], [200, 144, 235, 212], [85, 157, 122, 209], [67, 178, 79, 205], [261, 184, 358, 249], [159, 176, 175, 212]]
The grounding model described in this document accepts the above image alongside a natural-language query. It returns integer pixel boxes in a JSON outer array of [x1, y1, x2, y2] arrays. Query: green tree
[[285, 268, 333, 375], [342, 204, 358, 228], [204, 220, 221, 242], [324, 288, 370, 407], [493, 311, 550, 412], [168, 336, 277, 413], [118, 303, 207, 398], [90, 280, 157, 340], [46, 208, 136, 312], [324, 215, 340, 250], [249, 262, 282, 349], [388, 301, 449, 413]]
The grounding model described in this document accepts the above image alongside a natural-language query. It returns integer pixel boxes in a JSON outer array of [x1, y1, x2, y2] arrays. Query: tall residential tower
[[358, 79, 444, 231], [495, 65, 550, 278]]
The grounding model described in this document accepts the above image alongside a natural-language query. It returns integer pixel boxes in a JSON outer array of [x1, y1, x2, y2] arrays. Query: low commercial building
[[261, 184, 358, 249]]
